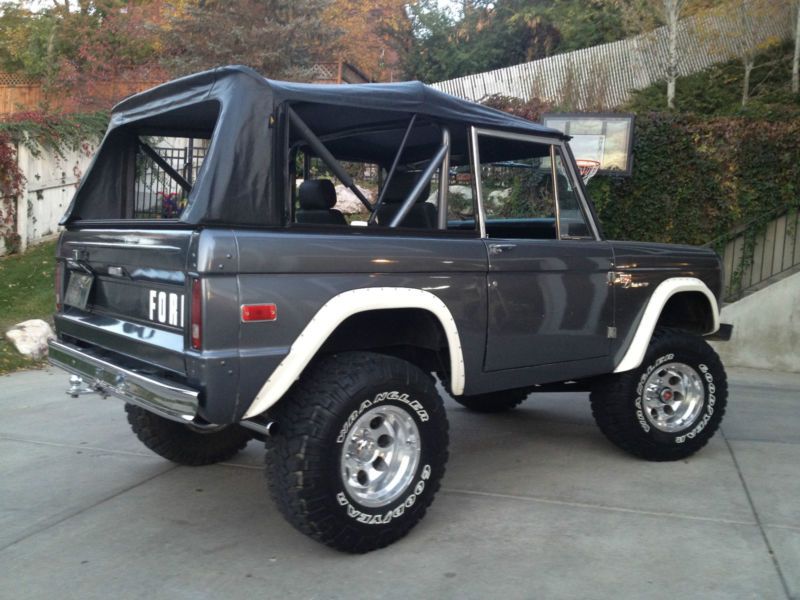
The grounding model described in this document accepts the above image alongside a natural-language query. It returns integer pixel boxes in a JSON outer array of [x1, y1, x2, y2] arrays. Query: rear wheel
[[590, 328, 727, 461], [126, 404, 252, 466], [265, 351, 448, 553], [452, 390, 529, 413]]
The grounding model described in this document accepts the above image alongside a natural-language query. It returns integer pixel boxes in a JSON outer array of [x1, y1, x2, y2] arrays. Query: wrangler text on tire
[[590, 328, 727, 461], [265, 351, 449, 553]]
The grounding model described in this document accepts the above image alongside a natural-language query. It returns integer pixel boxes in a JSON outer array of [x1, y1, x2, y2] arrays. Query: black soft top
[[64, 66, 565, 226], [112, 65, 564, 136]]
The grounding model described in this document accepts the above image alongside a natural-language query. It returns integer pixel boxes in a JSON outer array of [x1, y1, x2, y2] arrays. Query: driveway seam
[[722, 429, 792, 600], [0, 434, 155, 458], [719, 438, 799, 446], [442, 487, 757, 527], [0, 435, 266, 470], [0, 464, 179, 554]]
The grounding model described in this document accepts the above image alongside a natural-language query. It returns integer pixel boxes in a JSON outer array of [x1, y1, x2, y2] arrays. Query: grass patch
[[0, 241, 56, 374]]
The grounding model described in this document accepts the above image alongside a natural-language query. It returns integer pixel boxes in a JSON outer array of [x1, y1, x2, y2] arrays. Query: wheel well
[[655, 292, 715, 334], [317, 308, 451, 383]]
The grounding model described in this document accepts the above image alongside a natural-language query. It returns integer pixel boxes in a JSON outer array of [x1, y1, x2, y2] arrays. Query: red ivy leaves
[[0, 132, 25, 200]]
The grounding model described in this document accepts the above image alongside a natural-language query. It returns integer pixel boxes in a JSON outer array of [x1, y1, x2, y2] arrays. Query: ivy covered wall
[[0, 112, 106, 254], [587, 113, 800, 246]]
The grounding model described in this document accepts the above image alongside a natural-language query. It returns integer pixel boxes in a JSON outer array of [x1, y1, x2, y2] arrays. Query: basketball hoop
[[575, 159, 601, 183]]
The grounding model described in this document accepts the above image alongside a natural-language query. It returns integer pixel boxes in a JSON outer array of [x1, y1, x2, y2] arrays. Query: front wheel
[[590, 328, 727, 461], [265, 352, 449, 553]]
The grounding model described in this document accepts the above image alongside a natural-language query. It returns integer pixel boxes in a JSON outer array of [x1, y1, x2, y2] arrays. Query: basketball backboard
[[542, 113, 635, 176]]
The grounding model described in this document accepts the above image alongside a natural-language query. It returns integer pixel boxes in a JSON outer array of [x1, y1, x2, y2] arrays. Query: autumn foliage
[[324, 0, 410, 82]]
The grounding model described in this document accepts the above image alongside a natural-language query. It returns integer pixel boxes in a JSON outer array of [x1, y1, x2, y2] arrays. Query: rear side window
[[68, 100, 220, 222], [134, 137, 208, 219]]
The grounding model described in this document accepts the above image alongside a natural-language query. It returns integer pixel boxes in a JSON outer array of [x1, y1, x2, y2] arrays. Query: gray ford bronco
[[49, 66, 732, 553]]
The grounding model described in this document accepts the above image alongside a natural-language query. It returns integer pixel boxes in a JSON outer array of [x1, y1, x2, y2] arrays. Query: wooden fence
[[710, 207, 800, 302], [0, 72, 164, 115], [432, 3, 793, 108]]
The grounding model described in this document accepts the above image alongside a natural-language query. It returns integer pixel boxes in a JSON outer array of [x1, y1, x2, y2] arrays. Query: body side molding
[[242, 287, 466, 419], [614, 277, 720, 373]]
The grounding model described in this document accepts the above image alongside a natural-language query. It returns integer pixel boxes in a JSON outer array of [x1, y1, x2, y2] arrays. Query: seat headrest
[[381, 172, 430, 204], [298, 179, 337, 210]]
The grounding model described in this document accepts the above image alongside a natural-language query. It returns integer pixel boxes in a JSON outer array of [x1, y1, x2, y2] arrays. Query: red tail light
[[191, 278, 202, 350], [55, 261, 63, 312]]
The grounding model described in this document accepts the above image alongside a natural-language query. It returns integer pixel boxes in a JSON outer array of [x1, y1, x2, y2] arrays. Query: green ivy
[[0, 111, 107, 254], [625, 41, 800, 120], [0, 111, 108, 157], [587, 113, 800, 247]]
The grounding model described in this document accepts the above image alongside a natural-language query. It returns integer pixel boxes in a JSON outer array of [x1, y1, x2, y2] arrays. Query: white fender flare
[[614, 277, 720, 373], [242, 287, 466, 419]]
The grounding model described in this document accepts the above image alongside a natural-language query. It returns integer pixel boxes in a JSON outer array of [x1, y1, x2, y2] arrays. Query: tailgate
[[55, 229, 195, 375]]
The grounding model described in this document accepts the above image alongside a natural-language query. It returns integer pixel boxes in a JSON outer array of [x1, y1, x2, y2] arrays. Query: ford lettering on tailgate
[[148, 290, 185, 327]]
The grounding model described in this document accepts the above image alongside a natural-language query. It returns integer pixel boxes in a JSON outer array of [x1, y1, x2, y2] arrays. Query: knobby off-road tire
[[265, 351, 449, 553], [590, 327, 727, 462], [126, 404, 252, 466], [453, 389, 529, 413]]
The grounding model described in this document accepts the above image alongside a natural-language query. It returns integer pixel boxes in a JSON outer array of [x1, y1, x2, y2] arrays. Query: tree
[[163, 0, 338, 80], [512, 0, 629, 54], [0, 1, 165, 109], [51, 1, 163, 110], [613, 0, 721, 109], [389, 0, 633, 83], [394, 0, 564, 82], [663, 0, 684, 109], [793, 0, 799, 94], [731, 0, 782, 107], [0, 4, 58, 78], [324, 0, 410, 82]]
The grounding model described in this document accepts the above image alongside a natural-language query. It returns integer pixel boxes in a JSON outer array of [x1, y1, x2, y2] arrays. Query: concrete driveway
[[1, 366, 798, 600]]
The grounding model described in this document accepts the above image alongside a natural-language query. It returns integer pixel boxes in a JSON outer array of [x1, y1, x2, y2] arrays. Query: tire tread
[[590, 327, 728, 462], [265, 352, 448, 553], [126, 405, 251, 466]]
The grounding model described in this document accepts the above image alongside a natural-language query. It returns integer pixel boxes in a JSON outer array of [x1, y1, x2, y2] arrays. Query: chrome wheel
[[340, 405, 421, 508], [641, 362, 705, 433]]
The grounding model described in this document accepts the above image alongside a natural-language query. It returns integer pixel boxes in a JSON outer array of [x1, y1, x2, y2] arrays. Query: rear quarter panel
[[209, 229, 489, 420]]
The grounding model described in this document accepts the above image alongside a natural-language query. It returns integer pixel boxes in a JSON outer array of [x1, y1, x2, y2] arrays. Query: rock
[[5, 319, 55, 359], [334, 184, 374, 215]]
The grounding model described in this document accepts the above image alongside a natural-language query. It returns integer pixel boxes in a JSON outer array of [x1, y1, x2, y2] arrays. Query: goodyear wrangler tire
[[589, 327, 727, 462], [125, 404, 252, 466], [453, 389, 529, 413], [265, 351, 449, 553]]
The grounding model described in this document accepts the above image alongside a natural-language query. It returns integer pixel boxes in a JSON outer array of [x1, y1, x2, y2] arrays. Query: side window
[[134, 137, 208, 219], [444, 166, 476, 231], [553, 150, 593, 239], [292, 150, 377, 225], [286, 103, 477, 233], [476, 133, 595, 240], [477, 135, 557, 240]]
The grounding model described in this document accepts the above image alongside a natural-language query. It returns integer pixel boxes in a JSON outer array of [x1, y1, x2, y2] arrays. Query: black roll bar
[[287, 107, 373, 213], [368, 114, 418, 226], [388, 142, 449, 228]]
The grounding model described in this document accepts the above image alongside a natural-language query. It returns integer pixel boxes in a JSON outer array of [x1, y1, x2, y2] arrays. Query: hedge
[[587, 113, 800, 246]]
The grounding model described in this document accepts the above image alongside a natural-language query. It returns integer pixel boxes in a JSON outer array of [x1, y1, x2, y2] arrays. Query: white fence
[[1, 142, 94, 256], [432, 5, 794, 108]]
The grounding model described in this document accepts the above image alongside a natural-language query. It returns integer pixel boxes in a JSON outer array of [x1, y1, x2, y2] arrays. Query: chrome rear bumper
[[48, 339, 199, 423]]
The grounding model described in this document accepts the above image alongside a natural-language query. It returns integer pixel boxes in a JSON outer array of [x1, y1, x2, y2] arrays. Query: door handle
[[489, 243, 517, 254]]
